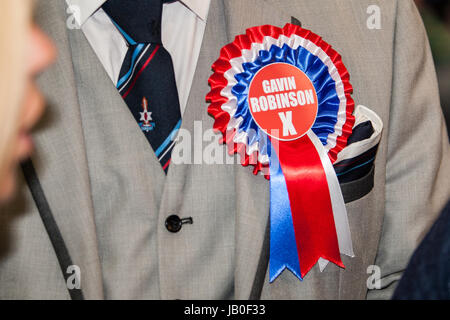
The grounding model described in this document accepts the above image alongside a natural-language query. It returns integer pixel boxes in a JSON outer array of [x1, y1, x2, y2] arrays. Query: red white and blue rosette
[[206, 24, 356, 281]]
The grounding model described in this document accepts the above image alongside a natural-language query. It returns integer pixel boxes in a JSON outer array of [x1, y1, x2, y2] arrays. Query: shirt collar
[[66, 0, 210, 26]]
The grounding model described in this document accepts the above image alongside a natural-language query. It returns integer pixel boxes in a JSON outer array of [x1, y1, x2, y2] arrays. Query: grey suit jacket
[[0, 0, 448, 300]]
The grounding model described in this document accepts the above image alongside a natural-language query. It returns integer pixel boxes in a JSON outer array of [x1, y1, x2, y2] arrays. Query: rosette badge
[[207, 24, 356, 282]]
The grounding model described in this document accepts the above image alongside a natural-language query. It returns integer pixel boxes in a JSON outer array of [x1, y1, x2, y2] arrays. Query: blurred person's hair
[[0, 0, 32, 184]]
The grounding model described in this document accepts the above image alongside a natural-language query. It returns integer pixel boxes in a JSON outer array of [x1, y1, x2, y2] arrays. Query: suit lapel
[[221, 0, 296, 299], [33, 0, 104, 299], [159, 0, 230, 209]]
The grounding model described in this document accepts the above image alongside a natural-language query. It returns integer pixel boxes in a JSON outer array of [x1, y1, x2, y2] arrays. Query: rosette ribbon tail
[[269, 140, 303, 282], [206, 23, 357, 283], [269, 132, 353, 281]]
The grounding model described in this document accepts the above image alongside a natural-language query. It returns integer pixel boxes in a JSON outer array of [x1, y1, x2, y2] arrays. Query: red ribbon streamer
[[271, 137, 344, 277]]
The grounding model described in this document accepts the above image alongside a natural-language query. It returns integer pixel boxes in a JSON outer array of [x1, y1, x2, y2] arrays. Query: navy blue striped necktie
[[103, 0, 181, 173]]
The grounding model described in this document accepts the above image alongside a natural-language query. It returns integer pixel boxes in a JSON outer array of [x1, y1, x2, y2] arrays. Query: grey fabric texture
[[0, 0, 448, 300]]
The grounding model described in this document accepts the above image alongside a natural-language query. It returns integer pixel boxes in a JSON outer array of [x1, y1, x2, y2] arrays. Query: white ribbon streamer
[[307, 131, 355, 272]]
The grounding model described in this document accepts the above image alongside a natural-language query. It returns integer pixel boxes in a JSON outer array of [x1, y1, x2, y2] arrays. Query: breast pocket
[[334, 105, 383, 203]]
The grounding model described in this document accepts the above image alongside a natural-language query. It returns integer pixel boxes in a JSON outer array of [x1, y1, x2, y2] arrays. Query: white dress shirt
[[66, 0, 211, 115]]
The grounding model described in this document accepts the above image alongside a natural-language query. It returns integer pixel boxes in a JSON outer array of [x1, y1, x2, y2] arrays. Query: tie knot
[[103, 0, 164, 44]]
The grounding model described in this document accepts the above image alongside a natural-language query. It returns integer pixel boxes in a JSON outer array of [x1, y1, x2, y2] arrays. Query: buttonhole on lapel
[[291, 16, 302, 27]]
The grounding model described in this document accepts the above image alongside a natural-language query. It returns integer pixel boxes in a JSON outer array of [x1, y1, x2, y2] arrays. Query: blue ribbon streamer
[[268, 140, 302, 282]]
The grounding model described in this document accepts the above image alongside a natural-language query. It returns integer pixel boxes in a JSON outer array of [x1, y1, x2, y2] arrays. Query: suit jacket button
[[165, 215, 193, 233]]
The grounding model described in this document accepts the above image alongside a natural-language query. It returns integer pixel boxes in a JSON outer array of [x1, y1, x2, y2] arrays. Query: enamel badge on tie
[[206, 24, 356, 281]]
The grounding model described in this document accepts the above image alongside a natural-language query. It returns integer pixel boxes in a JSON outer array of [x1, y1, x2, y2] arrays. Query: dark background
[[415, 0, 450, 139]]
